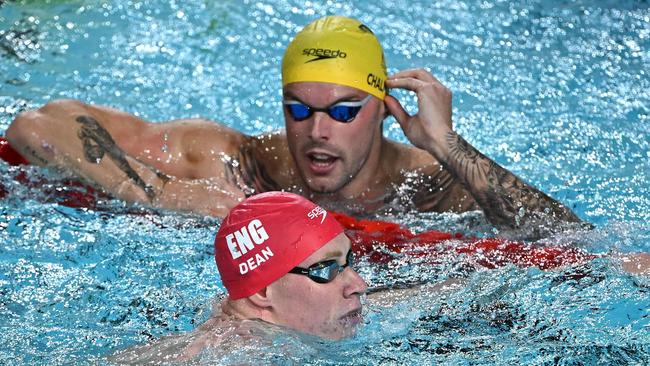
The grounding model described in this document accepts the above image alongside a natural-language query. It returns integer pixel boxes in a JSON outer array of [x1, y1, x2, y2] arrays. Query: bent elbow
[[6, 99, 87, 165], [7, 99, 84, 141], [6, 109, 40, 145]]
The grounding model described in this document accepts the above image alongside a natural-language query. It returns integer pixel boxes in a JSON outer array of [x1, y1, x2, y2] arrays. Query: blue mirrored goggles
[[288, 249, 353, 284], [283, 95, 372, 123]]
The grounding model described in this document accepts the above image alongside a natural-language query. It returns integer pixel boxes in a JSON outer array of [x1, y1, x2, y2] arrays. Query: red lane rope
[[0, 137, 29, 165], [332, 213, 594, 269], [0, 136, 104, 208]]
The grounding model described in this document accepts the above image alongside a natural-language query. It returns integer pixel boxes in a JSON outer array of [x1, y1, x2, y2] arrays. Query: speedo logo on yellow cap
[[302, 48, 347, 63]]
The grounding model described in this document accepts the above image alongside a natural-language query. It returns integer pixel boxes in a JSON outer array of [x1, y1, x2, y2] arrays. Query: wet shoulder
[[108, 316, 295, 364], [177, 119, 251, 156], [382, 139, 443, 178], [250, 130, 301, 188]]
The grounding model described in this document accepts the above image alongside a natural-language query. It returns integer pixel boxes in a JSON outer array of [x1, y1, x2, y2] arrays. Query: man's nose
[[342, 267, 368, 298], [309, 112, 332, 140]]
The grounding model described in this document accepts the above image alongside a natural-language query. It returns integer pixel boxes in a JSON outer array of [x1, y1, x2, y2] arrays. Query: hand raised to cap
[[384, 69, 453, 152]]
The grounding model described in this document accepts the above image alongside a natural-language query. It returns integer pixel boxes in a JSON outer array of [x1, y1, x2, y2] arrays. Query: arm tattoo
[[224, 144, 281, 197], [75, 115, 166, 201], [445, 131, 580, 228]]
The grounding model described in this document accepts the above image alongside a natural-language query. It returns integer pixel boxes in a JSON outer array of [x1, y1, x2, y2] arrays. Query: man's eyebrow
[[320, 246, 353, 261], [321, 250, 343, 260]]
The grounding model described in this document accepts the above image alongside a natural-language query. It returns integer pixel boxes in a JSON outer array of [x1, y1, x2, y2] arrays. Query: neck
[[221, 298, 265, 321]]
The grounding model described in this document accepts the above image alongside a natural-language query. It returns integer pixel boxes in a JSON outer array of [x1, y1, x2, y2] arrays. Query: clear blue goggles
[[283, 95, 372, 123], [288, 249, 353, 283]]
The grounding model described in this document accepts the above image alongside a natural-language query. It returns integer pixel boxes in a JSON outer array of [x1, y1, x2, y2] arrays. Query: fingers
[[385, 77, 425, 93], [389, 68, 439, 83], [384, 94, 410, 127], [386, 68, 445, 94]]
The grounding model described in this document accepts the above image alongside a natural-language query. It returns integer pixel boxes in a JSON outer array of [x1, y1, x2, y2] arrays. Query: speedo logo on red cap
[[226, 219, 274, 275], [307, 206, 327, 224]]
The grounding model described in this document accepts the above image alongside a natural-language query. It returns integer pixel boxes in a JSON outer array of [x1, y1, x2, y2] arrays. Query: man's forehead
[[299, 233, 351, 266], [283, 82, 367, 100]]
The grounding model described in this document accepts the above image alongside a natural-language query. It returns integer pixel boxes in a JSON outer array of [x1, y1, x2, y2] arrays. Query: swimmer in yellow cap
[[7, 15, 582, 235]]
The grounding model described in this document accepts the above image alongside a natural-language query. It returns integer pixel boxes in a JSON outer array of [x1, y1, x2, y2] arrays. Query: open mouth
[[306, 152, 339, 174]]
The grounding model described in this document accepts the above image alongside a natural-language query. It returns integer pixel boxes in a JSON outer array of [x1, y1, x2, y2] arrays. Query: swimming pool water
[[1, 0, 649, 364]]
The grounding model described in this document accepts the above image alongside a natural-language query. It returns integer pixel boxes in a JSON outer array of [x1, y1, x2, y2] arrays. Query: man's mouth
[[340, 308, 363, 326], [306, 151, 339, 174]]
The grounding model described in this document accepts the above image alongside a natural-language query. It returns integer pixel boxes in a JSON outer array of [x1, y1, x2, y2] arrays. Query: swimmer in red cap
[[6, 16, 582, 237], [213, 191, 367, 340], [111, 192, 368, 363]]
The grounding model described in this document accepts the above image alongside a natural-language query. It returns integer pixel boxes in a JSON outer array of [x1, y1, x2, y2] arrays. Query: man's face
[[267, 233, 367, 340], [283, 82, 384, 194]]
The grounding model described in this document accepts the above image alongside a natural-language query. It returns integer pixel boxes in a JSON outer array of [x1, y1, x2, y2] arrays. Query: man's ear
[[248, 286, 273, 309]]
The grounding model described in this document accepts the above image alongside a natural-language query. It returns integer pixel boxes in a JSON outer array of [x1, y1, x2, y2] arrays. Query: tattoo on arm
[[224, 144, 281, 197], [445, 131, 580, 228], [75, 115, 168, 201]]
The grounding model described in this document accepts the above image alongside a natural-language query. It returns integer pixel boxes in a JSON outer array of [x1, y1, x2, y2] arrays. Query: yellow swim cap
[[282, 16, 387, 100]]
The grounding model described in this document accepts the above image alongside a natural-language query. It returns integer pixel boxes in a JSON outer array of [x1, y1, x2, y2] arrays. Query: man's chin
[[319, 326, 358, 341], [305, 178, 346, 195]]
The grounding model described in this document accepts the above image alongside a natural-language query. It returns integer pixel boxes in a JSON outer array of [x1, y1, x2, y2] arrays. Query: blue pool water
[[1, 0, 649, 364]]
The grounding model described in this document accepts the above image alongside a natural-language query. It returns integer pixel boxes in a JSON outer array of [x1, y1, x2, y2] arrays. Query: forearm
[[65, 148, 242, 217], [619, 253, 650, 276], [426, 130, 581, 229], [366, 278, 466, 307]]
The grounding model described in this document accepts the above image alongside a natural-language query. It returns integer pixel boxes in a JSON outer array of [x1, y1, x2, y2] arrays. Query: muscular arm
[[6, 99, 253, 216], [407, 155, 478, 213], [386, 70, 581, 232], [441, 132, 580, 227], [74, 114, 167, 201], [417, 139, 580, 231]]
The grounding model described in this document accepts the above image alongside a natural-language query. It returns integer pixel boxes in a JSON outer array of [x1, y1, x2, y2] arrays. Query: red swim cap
[[214, 192, 344, 299]]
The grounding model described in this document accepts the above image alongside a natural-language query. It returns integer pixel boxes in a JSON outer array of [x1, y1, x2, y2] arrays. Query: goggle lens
[[329, 105, 362, 122], [285, 103, 312, 120], [283, 95, 372, 123]]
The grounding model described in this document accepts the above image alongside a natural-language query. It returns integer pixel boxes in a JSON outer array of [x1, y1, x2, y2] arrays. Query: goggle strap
[[330, 94, 372, 107], [282, 94, 372, 108]]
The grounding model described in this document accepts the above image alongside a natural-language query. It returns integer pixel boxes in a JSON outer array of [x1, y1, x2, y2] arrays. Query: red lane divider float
[[0, 137, 27, 200], [1, 136, 593, 269], [332, 212, 595, 269], [0, 137, 29, 166], [0, 136, 106, 208]]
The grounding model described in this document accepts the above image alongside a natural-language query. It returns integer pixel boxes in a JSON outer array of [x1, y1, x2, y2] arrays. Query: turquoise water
[[0, 0, 649, 364]]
